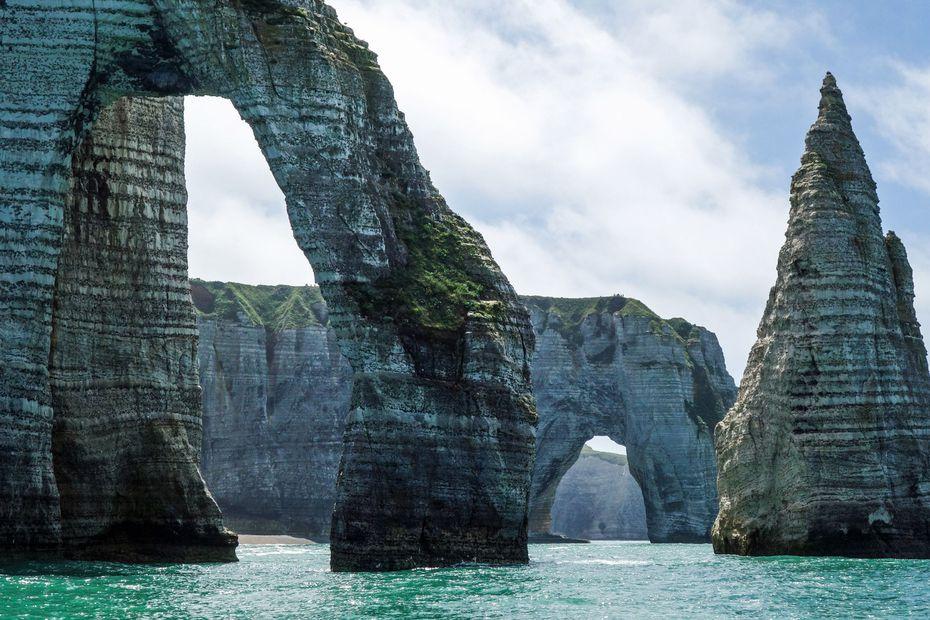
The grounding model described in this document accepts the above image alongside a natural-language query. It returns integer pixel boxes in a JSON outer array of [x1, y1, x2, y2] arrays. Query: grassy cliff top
[[189, 280, 705, 342], [520, 294, 703, 347], [520, 295, 660, 322], [579, 445, 629, 467], [191, 279, 326, 331]]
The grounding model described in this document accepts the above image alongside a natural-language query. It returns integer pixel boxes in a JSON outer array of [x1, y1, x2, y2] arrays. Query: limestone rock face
[[550, 448, 648, 541], [0, 1, 534, 570], [193, 281, 352, 541], [713, 74, 930, 558], [524, 297, 737, 543], [51, 97, 235, 561]]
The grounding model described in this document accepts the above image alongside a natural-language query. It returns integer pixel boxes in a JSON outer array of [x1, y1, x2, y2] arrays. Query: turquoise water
[[2, 542, 929, 618]]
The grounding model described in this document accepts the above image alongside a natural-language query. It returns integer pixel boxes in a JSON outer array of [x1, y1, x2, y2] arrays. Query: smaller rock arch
[[523, 296, 737, 543]]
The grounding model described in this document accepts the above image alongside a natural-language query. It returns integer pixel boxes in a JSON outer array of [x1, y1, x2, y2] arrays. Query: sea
[[2, 542, 929, 618]]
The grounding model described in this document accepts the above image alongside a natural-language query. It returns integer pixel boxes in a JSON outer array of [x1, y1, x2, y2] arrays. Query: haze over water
[[3, 543, 929, 618]]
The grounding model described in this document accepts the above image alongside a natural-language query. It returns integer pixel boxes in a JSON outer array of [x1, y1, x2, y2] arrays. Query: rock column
[[713, 74, 930, 558]]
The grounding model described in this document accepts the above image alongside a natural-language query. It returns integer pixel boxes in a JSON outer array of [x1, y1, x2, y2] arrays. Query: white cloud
[[855, 64, 930, 194], [578, 0, 825, 87], [330, 0, 803, 375], [184, 96, 313, 286], [850, 63, 930, 355]]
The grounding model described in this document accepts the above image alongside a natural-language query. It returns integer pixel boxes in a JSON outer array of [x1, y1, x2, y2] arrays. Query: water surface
[[2, 542, 928, 618]]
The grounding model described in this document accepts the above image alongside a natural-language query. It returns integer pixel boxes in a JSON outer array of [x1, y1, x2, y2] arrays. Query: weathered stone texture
[[524, 297, 737, 543], [2, 0, 534, 569], [49, 97, 234, 561], [0, 2, 103, 553], [550, 448, 648, 541], [194, 280, 352, 541], [713, 74, 930, 558]]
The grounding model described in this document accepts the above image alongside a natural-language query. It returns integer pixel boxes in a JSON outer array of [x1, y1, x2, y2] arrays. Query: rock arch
[[0, 1, 535, 571], [522, 297, 737, 542]]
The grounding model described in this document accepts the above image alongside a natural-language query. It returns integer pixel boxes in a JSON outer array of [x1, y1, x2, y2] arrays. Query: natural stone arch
[[548, 445, 648, 541], [0, 1, 535, 571], [522, 297, 737, 542]]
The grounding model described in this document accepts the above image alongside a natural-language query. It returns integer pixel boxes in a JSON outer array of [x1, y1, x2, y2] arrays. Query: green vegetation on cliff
[[346, 192, 508, 335], [191, 279, 326, 331], [521, 295, 660, 324], [667, 317, 697, 340], [579, 445, 628, 467], [521, 294, 675, 346]]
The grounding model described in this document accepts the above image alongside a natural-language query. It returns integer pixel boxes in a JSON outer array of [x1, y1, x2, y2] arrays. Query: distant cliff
[[524, 295, 737, 542], [551, 447, 648, 540], [192, 280, 352, 540], [194, 284, 735, 543]]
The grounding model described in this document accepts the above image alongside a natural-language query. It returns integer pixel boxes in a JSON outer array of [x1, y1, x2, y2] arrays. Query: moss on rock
[[345, 191, 509, 338], [522, 294, 678, 348]]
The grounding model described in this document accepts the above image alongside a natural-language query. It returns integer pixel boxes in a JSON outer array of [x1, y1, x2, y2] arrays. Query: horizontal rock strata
[[550, 447, 648, 541], [713, 74, 930, 558], [193, 280, 352, 541], [2, 0, 534, 569], [49, 97, 236, 562]]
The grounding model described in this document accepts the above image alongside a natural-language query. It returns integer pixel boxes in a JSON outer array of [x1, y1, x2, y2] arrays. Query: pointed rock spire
[[817, 72, 851, 125], [712, 75, 930, 558], [801, 72, 877, 204]]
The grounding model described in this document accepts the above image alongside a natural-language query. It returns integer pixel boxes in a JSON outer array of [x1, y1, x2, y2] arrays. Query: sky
[[184, 0, 930, 383]]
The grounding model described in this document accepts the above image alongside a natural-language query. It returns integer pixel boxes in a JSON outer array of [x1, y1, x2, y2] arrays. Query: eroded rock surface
[[52, 97, 235, 561], [713, 74, 930, 558], [524, 296, 737, 543], [0, 1, 534, 569], [550, 447, 648, 541], [193, 280, 352, 541]]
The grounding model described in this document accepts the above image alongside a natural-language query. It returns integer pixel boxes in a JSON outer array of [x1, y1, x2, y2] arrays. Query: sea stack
[[713, 73, 930, 557]]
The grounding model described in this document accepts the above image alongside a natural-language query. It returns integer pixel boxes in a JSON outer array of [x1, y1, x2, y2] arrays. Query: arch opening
[[550, 438, 647, 542], [182, 96, 347, 542], [524, 296, 739, 545], [183, 96, 312, 288]]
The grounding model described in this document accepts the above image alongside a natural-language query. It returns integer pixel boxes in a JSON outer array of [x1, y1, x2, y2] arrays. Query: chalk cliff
[[550, 447, 648, 541], [193, 280, 352, 541], [524, 297, 737, 543], [48, 97, 235, 561], [713, 74, 930, 557], [0, 0, 534, 569], [196, 289, 735, 544]]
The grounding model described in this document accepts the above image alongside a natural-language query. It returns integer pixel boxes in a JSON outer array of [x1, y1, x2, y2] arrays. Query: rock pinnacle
[[712, 75, 930, 558]]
